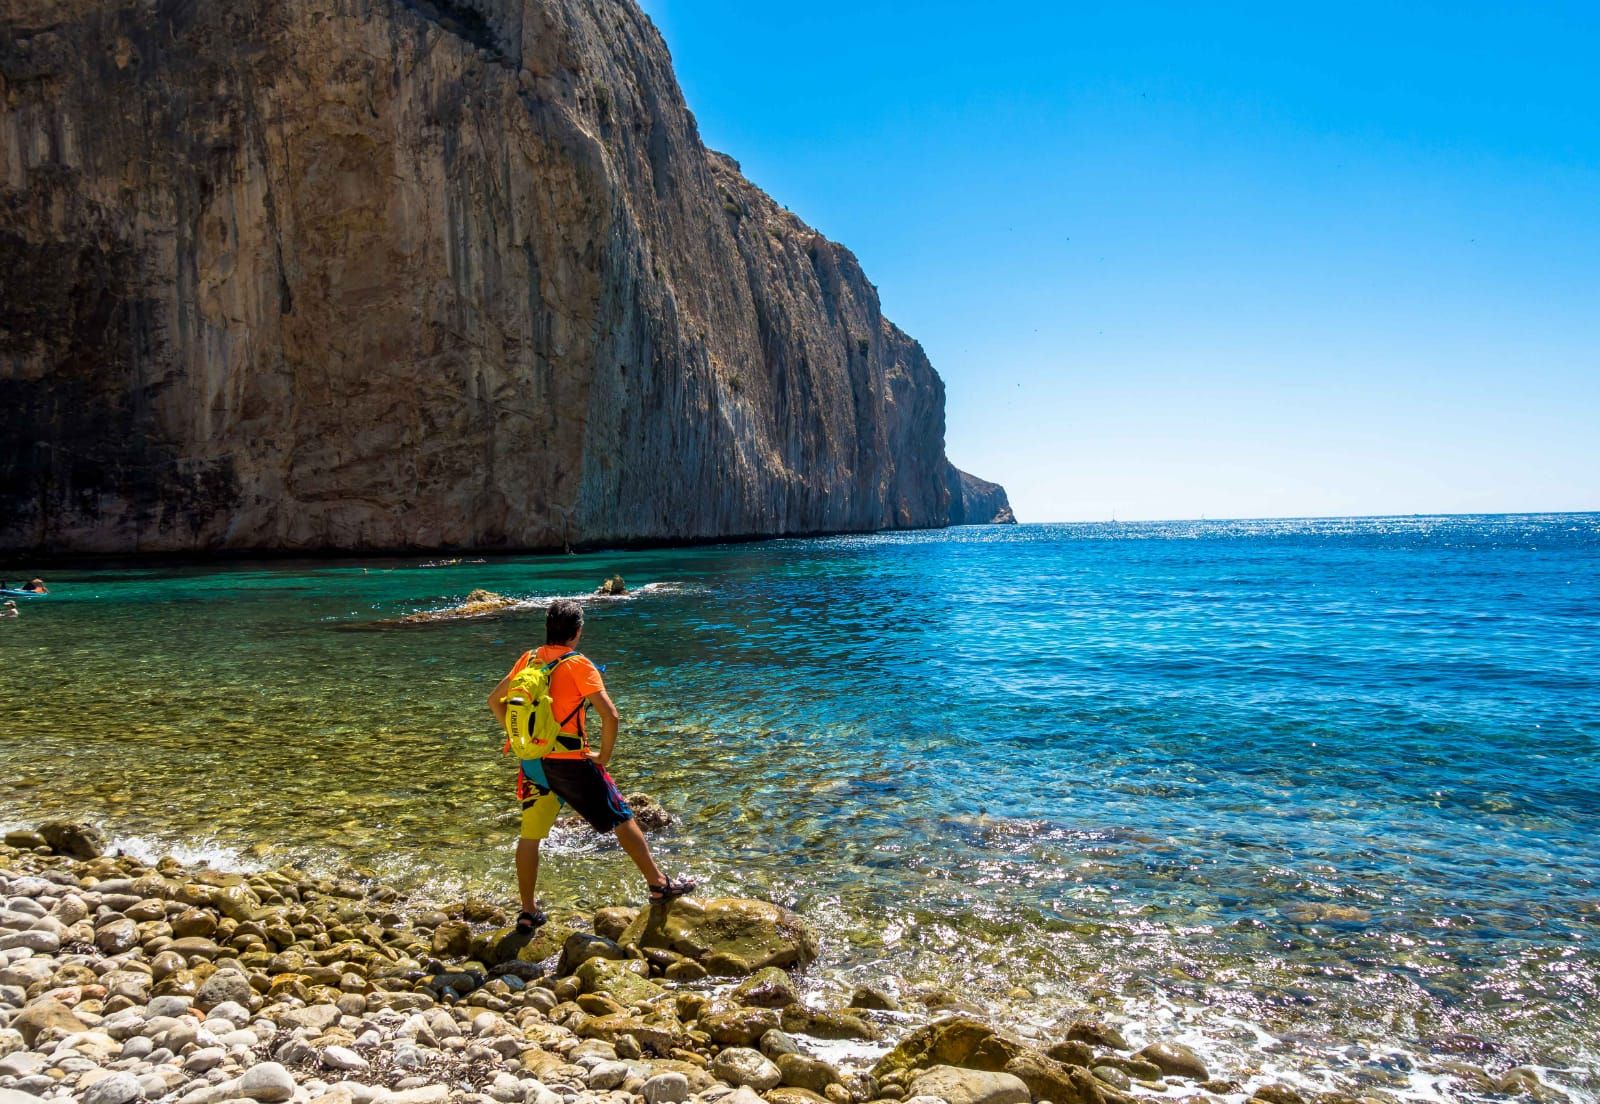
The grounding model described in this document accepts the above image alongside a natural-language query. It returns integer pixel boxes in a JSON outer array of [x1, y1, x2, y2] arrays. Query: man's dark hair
[[546, 599, 584, 644]]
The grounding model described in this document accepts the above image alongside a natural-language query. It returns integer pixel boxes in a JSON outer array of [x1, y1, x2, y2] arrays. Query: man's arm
[[487, 672, 514, 728], [587, 689, 620, 768]]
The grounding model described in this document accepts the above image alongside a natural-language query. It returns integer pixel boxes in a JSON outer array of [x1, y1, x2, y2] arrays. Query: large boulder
[[619, 898, 817, 976], [908, 1066, 1031, 1104], [38, 820, 105, 859]]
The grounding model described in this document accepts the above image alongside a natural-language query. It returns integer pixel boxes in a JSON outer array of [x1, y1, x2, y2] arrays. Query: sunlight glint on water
[[1, 514, 1597, 1101]]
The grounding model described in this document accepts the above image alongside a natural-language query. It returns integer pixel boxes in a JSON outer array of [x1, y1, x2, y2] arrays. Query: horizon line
[[1017, 508, 1600, 526]]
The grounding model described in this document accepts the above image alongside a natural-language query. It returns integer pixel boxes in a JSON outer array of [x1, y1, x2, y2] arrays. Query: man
[[488, 599, 693, 931]]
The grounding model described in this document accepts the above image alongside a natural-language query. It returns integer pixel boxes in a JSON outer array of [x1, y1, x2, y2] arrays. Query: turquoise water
[[1, 514, 1597, 1098]]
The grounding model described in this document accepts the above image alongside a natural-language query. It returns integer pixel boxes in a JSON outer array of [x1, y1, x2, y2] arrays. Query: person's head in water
[[546, 599, 584, 645]]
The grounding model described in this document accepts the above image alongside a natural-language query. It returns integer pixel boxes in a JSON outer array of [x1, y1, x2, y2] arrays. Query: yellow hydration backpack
[[500, 651, 584, 760]]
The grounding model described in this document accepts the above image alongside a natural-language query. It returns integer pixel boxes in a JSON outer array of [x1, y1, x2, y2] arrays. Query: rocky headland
[[0, 822, 1563, 1104], [0, 0, 1010, 555]]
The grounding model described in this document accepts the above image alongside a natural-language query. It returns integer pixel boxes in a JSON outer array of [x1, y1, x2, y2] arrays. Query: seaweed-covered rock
[[732, 966, 799, 1009], [574, 957, 663, 1005]]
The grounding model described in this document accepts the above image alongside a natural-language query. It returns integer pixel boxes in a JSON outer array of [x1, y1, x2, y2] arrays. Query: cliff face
[[0, 0, 1008, 553], [947, 466, 1016, 526]]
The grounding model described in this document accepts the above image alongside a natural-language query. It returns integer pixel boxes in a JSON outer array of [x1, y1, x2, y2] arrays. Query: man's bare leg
[[515, 837, 542, 915], [613, 820, 665, 887]]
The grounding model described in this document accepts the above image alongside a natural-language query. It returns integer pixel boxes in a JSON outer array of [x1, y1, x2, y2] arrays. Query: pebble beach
[[0, 820, 1572, 1104]]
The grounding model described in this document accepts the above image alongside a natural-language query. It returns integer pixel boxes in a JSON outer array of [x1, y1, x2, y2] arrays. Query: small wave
[[108, 833, 268, 874]]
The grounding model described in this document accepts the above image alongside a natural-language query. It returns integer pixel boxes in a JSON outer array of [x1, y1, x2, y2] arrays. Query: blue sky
[[636, 1, 1599, 522]]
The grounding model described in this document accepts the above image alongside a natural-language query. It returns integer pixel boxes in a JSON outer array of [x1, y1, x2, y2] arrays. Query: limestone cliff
[[946, 465, 1016, 526], [0, 0, 1009, 553]]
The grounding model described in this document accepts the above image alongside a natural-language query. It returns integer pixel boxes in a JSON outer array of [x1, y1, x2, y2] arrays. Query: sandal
[[647, 876, 696, 903], [514, 909, 546, 934]]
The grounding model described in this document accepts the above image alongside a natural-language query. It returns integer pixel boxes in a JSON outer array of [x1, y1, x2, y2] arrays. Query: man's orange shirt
[[505, 645, 605, 759]]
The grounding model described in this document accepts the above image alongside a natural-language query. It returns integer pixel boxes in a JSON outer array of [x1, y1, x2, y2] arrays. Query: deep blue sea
[[2, 513, 1597, 1100]]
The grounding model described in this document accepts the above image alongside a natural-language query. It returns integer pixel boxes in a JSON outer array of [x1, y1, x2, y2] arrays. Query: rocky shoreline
[[0, 822, 1562, 1104]]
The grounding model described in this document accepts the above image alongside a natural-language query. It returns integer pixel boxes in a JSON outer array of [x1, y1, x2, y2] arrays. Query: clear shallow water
[[2, 515, 1598, 1100]]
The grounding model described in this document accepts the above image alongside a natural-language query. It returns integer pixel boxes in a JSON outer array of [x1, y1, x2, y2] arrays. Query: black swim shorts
[[518, 757, 635, 840]]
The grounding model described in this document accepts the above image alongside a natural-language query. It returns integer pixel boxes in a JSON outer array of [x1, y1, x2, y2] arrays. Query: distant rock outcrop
[[947, 466, 1017, 525], [0, 0, 1009, 553]]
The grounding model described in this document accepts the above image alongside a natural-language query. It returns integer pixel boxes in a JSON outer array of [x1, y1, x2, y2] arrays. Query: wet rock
[[575, 956, 662, 1004], [780, 1006, 880, 1041], [628, 794, 674, 833], [431, 920, 472, 958], [703, 1008, 781, 1045], [1045, 1041, 1094, 1068], [849, 984, 901, 1011], [597, 576, 627, 596], [1494, 1067, 1563, 1101], [594, 907, 638, 941], [1092, 1065, 1131, 1090], [559, 932, 626, 976], [38, 820, 106, 859], [168, 936, 224, 959], [760, 1029, 801, 1059], [1252, 1084, 1307, 1104], [399, 591, 520, 624], [666, 960, 709, 982], [710, 1047, 783, 1091], [619, 898, 817, 975], [873, 1017, 1095, 1104], [579, 1011, 687, 1055], [1135, 1041, 1209, 1081], [777, 1053, 844, 1094], [732, 966, 798, 1009], [908, 1066, 1031, 1104], [1066, 1021, 1130, 1051]]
